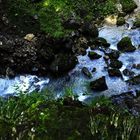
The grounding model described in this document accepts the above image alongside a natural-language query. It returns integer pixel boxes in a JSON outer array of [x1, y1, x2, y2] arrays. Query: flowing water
[[0, 19, 140, 102]]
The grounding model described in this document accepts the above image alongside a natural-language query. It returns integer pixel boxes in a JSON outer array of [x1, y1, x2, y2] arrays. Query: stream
[[0, 18, 140, 102]]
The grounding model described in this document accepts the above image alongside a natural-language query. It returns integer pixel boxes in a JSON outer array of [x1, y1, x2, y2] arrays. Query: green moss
[[117, 17, 125, 26], [120, 0, 137, 13], [5, 0, 118, 37], [134, 19, 140, 27], [117, 37, 136, 52]]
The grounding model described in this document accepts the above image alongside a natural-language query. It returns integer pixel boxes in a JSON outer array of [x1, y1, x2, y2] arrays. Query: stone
[[82, 67, 92, 78], [133, 64, 140, 69], [123, 69, 135, 77], [117, 37, 136, 52], [104, 55, 109, 61], [81, 22, 99, 38], [24, 34, 35, 41], [121, 1, 137, 13], [88, 51, 102, 60], [134, 19, 140, 28], [107, 50, 120, 60], [127, 75, 140, 85], [94, 37, 110, 48], [116, 17, 125, 26], [90, 76, 108, 91], [108, 68, 122, 77], [92, 67, 96, 73], [49, 53, 78, 76], [109, 60, 123, 69]]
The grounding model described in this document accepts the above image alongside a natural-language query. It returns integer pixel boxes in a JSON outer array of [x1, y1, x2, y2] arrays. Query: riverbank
[[0, 92, 140, 140]]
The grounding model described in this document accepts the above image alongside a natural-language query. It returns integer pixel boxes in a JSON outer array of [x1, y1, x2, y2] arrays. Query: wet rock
[[116, 17, 125, 26], [117, 37, 136, 52], [92, 67, 96, 73], [123, 69, 135, 77], [108, 68, 122, 77], [109, 60, 123, 69], [106, 50, 120, 60], [81, 22, 99, 38], [133, 64, 140, 69], [82, 67, 92, 78], [90, 76, 108, 91], [134, 19, 140, 28], [94, 37, 110, 48], [127, 75, 140, 85], [88, 51, 102, 60], [50, 53, 78, 76]]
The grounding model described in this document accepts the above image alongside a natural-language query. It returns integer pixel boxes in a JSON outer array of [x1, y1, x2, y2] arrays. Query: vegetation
[[120, 0, 137, 13], [6, 0, 118, 37], [0, 91, 140, 140]]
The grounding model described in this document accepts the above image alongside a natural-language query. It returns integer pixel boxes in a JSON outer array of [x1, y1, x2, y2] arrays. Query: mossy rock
[[109, 60, 123, 69], [88, 51, 102, 60], [120, 0, 137, 13], [117, 17, 125, 26], [117, 37, 136, 52], [94, 37, 110, 48], [134, 19, 140, 28]]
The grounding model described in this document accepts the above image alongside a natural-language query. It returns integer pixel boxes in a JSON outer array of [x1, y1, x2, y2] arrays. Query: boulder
[[82, 67, 92, 78], [121, 0, 137, 13], [117, 37, 136, 52], [108, 68, 122, 77], [116, 17, 125, 26], [109, 60, 123, 69], [90, 76, 108, 91], [134, 19, 140, 28], [49, 53, 78, 76], [106, 50, 120, 60], [127, 75, 140, 85], [111, 91, 134, 109], [81, 22, 99, 38], [88, 51, 102, 60], [94, 37, 110, 48], [133, 64, 140, 69], [92, 67, 96, 73], [123, 69, 135, 77]]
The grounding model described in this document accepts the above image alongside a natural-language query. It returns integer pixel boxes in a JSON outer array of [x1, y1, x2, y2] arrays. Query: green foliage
[[6, 0, 118, 37], [0, 92, 140, 139], [120, 0, 137, 13]]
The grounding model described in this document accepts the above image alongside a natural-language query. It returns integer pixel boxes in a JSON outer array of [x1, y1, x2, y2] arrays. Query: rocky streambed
[[0, 18, 140, 102], [0, 0, 140, 116]]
